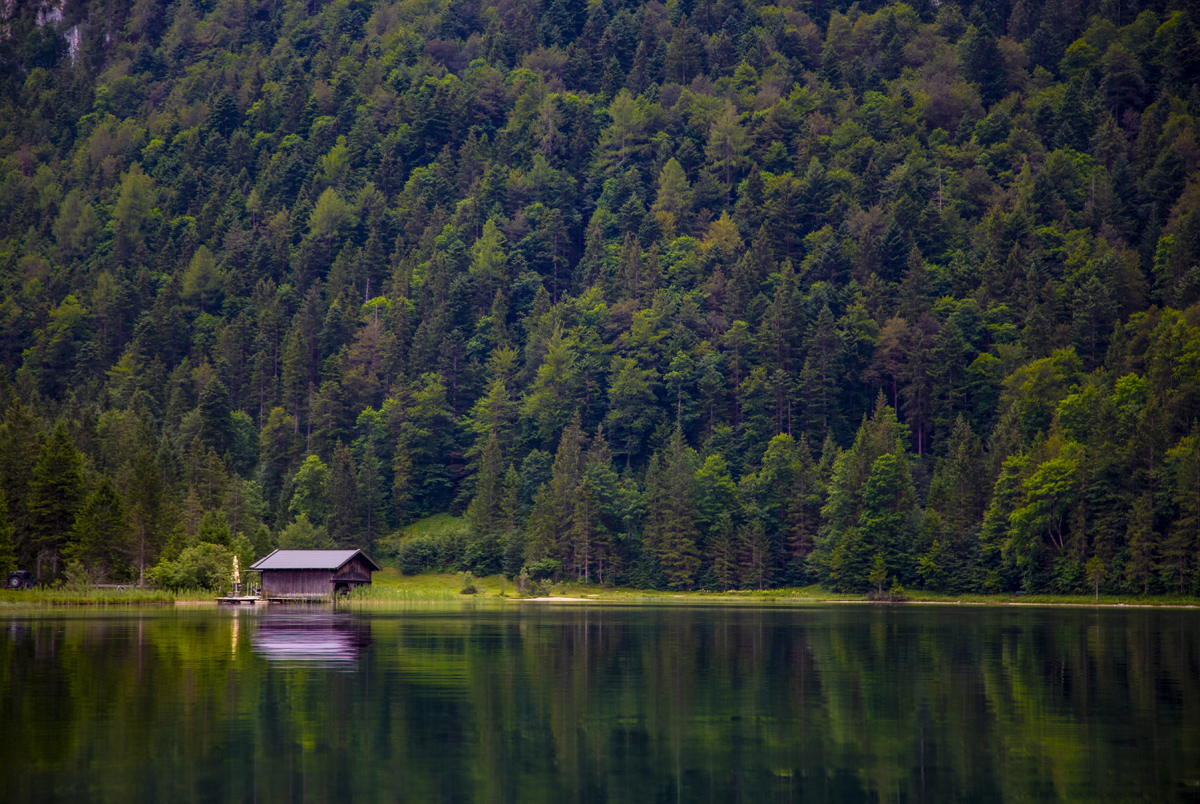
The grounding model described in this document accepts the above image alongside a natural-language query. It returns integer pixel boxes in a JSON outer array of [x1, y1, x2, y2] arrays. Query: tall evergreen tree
[[327, 441, 357, 547], [66, 477, 130, 578], [0, 490, 15, 576], [644, 427, 702, 589], [28, 421, 86, 577]]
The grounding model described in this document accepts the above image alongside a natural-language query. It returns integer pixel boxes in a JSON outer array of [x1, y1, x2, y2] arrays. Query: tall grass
[[0, 587, 179, 607], [344, 585, 459, 604]]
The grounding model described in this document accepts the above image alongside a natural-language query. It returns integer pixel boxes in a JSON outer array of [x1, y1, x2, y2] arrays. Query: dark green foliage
[[66, 477, 129, 580], [397, 531, 471, 575], [0, 490, 16, 576], [0, 0, 1198, 594], [28, 421, 85, 576]]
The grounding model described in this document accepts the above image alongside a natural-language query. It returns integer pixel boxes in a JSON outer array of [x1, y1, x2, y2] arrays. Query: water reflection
[[250, 610, 372, 668], [0, 605, 1197, 803]]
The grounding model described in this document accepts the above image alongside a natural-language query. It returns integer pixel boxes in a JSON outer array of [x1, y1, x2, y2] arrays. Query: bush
[[867, 579, 909, 602], [525, 558, 562, 581], [515, 566, 549, 597], [459, 571, 478, 594], [148, 543, 235, 591], [62, 559, 104, 589], [397, 531, 470, 574]]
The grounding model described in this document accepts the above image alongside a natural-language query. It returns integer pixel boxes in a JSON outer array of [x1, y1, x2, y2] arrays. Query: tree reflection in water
[[1, 605, 1198, 803]]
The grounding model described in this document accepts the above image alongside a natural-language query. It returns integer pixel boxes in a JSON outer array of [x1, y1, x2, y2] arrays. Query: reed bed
[[345, 585, 460, 603], [0, 587, 178, 607]]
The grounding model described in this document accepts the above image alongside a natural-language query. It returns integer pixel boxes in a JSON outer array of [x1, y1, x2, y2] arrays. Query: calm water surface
[[2, 603, 1199, 803]]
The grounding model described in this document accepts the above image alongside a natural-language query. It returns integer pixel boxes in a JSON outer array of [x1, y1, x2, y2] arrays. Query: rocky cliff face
[[2, 0, 80, 64]]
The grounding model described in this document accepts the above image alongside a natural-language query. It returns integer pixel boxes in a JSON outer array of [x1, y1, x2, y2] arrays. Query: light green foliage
[[148, 542, 236, 591], [278, 513, 333, 549], [182, 245, 224, 314], [289, 455, 330, 525]]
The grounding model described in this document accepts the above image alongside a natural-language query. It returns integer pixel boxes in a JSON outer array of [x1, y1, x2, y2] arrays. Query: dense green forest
[[1, 0, 1199, 594]]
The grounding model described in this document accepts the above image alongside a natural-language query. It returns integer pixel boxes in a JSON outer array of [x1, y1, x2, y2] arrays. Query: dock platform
[[263, 594, 332, 603], [216, 596, 262, 605]]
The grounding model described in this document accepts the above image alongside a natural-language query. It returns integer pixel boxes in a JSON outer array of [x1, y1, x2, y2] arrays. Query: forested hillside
[[2, 0, 1199, 594]]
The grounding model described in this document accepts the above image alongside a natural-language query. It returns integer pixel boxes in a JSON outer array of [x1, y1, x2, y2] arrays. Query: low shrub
[[397, 531, 470, 574]]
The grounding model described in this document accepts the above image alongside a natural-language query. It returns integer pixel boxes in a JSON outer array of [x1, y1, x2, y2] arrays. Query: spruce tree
[[327, 441, 357, 547], [28, 421, 86, 577], [66, 477, 130, 579], [0, 490, 16, 576], [645, 427, 701, 589]]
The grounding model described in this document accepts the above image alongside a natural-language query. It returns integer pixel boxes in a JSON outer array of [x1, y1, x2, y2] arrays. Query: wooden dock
[[263, 594, 333, 604], [216, 596, 262, 605]]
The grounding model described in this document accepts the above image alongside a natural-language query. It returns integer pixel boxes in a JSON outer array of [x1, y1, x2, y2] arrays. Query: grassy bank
[[0, 587, 184, 607], [350, 569, 1200, 608], [2, 569, 1196, 608]]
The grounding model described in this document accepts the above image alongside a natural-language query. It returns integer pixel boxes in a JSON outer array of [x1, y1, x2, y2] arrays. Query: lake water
[[2, 603, 1198, 803]]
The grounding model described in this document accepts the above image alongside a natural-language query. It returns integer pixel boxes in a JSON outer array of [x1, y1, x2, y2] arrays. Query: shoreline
[[3, 579, 1199, 611]]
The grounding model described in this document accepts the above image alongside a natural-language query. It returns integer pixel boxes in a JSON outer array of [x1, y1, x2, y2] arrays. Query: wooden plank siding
[[261, 569, 338, 597], [253, 549, 379, 600], [331, 555, 374, 586]]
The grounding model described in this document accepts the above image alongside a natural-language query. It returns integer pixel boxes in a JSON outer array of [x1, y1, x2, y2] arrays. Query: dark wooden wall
[[261, 558, 375, 596], [331, 556, 375, 586], [261, 569, 333, 596]]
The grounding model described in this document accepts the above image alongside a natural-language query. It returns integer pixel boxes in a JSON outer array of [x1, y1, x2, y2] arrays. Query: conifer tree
[[645, 427, 701, 589], [327, 441, 357, 547], [28, 421, 86, 577], [356, 433, 387, 554], [1124, 492, 1157, 594], [66, 477, 129, 578], [467, 431, 505, 560], [0, 490, 16, 576], [706, 103, 751, 207], [500, 464, 524, 577]]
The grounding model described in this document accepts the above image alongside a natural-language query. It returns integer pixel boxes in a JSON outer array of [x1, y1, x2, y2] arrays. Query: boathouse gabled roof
[[250, 549, 382, 572]]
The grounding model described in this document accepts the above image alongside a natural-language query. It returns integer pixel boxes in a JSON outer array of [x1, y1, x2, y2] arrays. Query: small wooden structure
[[216, 595, 261, 605], [250, 549, 380, 601]]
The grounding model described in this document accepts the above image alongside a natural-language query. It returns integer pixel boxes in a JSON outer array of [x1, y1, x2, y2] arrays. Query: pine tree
[[356, 433, 387, 554], [525, 416, 586, 568], [927, 416, 987, 542], [500, 464, 524, 577], [571, 477, 599, 581], [710, 511, 738, 591], [741, 520, 771, 591], [327, 441, 357, 546], [0, 490, 16, 576], [785, 436, 823, 579], [521, 327, 579, 448], [645, 427, 701, 589], [706, 102, 750, 207], [0, 402, 42, 567], [28, 421, 86, 577], [1124, 492, 1156, 594], [803, 305, 843, 437], [857, 452, 917, 586], [66, 477, 130, 579], [125, 450, 167, 585], [467, 431, 505, 554]]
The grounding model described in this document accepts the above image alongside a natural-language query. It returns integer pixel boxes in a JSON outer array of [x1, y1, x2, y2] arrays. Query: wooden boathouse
[[250, 549, 381, 600]]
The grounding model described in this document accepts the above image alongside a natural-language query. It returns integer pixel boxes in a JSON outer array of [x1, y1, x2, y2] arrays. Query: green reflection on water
[[2, 604, 1198, 803]]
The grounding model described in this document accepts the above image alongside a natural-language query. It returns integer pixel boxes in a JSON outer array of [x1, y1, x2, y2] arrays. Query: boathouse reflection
[[250, 612, 372, 668]]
